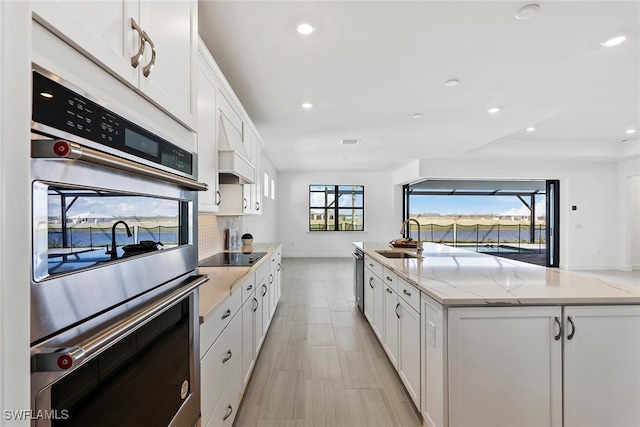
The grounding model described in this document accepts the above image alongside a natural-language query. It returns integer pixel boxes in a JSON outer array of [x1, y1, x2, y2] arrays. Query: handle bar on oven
[[32, 139, 208, 191], [32, 274, 210, 372]]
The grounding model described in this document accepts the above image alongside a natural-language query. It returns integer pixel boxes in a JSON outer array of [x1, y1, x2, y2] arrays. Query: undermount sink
[[375, 250, 418, 259]]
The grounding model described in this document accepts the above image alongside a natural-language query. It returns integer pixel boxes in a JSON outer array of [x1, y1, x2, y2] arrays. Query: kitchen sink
[[375, 250, 419, 259]]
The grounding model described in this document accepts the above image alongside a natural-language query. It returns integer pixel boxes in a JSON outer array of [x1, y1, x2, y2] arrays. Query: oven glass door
[[33, 181, 189, 282], [45, 298, 193, 427]]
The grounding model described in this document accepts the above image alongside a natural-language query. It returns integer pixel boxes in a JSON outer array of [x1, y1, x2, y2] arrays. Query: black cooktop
[[198, 252, 267, 267]]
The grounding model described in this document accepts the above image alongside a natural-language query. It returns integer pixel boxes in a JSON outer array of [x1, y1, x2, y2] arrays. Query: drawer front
[[200, 287, 242, 355], [240, 273, 256, 304], [382, 267, 398, 292], [201, 309, 242, 427], [206, 352, 243, 427], [365, 255, 383, 279], [255, 259, 271, 284], [398, 278, 420, 313]]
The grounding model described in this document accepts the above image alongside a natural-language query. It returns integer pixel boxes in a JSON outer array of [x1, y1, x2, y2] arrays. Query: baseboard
[[567, 264, 632, 271]]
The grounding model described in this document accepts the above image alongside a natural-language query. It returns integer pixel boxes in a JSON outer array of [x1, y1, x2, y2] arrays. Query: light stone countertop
[[198, 243, 282, 320], [354, 242, 640, 306]]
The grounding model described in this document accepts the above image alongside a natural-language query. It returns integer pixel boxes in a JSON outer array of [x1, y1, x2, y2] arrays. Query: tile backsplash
[[198, 214, 243, 260]]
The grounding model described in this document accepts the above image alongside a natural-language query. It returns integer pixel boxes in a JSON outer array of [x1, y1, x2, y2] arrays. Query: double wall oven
[[30, 66, 208, 427]]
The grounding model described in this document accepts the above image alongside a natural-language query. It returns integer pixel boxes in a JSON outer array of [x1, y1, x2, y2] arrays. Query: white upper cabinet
[[243, 128, 263, 214], [32, 0, 197, 129], [197, 54, 220, 212]]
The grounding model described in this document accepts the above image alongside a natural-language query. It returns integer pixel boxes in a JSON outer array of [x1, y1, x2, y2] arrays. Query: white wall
[[1, 1, 31, 423], [620, 158, 640, 270], [244, 151, 279, 243], [392, 158, 628, 271], [278, 171, 396, 257]]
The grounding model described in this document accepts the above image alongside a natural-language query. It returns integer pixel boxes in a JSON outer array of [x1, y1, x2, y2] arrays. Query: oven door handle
[[31, 139, 209, 191], [32, 274, 209, 372]]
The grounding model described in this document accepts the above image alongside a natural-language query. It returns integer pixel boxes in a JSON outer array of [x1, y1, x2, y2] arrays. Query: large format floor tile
[[233, 258, 422, 427]]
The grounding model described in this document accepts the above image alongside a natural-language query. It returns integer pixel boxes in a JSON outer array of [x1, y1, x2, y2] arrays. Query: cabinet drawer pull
[[262, 283, 267, 296], [369, 263, 374, 267], [386, 276, 393, 282], [216, 190, 221, 206], [269, 274, 274, 284], [256, 201, 260, 210], [403, 289, 412, 297], [246, 284, 253, 291], [554, 316, 562, 340], [395, 303, 400, 319], [567, 316, 576, 340], [222, 405, 233, 421], [252, 297, 258, 312], [369, 277, 374, 288], [386, 288, 393, 294], [141, 30, 156, 77], [243, 198, 248, 209], [221, 309, 231, 320], [130, 18, 145, 68], [222, 349, 232, 364], [277, 263, 281, 271]]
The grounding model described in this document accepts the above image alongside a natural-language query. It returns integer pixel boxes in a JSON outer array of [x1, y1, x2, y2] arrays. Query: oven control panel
[[31, 70, 192, 175]]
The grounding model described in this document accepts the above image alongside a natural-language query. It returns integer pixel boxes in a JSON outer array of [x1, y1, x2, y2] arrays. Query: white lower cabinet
[[206, 355, 243, 427], [364, 270, 375, 325], [448, 306, 563, 427], [398, 297, 421, 409], [563, 305, 640, 427], [383, 285, 398, 368], [201, 309, 242, 427], [241, 288, 256, 387]]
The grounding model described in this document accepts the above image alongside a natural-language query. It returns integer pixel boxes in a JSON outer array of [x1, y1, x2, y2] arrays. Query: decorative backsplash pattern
[[198, 214, 243, 260]]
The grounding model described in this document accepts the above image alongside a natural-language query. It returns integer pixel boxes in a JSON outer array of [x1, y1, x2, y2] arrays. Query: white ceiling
[[199, 1, 640, 172]]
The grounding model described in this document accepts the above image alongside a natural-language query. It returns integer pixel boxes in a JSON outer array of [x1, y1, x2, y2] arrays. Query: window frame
[[309, 185, 364, 231]]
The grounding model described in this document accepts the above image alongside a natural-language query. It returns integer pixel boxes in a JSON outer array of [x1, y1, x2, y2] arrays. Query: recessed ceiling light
[[412, 113, 423, 119], [526, 127, 536, 132], [601, 36, 627, 47], [301, 102, 313, 109], [296, 22, 315, 35], [444, 79, 460, 87], [487, 107, 500, 114], [340, 156, 347, 160], [626, 129, 637, 134], [40, 92, 54, 99], [515, 4, 540, 20], [341, 139, 361, 145]]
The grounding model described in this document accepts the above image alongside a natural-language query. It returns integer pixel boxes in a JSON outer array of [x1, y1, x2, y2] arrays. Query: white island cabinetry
[[355, 242, 640, 427]]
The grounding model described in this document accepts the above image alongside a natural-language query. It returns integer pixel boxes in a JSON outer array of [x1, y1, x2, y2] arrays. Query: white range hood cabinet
[[218, 113, 255, 185]]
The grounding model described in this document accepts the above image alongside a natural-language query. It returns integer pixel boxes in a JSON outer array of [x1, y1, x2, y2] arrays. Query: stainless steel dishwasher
[[353, 248, 364, 313]]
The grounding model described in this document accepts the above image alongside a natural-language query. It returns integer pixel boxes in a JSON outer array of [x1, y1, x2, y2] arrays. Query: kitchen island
[[354, 242, 640, 427]]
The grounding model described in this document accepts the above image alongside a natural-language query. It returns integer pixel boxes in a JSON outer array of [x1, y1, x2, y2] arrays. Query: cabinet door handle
[[216, 190, 221, 206], [256, 201, 260, 210], [221, 309, 231, 320], [243, 198, 248, 209], [567, 316, 576, 340], [369, 277, 374, 288], [395, 303, 400, 319], [386, 276, 393, 282], [222, 404, 233, 421], [277, 263, 281, 271], [554, 316, 562, 340], [222, 349, 233, 364], [246, 284, 253, 291], [369, 263, 374, 267], [403, 289, 412, 297], [269, 274, 274, 284], [141, 30, 156, 77], [252, 297, 258, 312], [386, 288, 393, 294], [130, 18, 145, 68], [262, 283, 267, 296]]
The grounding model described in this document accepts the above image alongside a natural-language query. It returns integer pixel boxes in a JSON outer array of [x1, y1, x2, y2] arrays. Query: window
[[263, 173, 269, 198], [309, 185, 364, 231], [271, 179, 275, 200]]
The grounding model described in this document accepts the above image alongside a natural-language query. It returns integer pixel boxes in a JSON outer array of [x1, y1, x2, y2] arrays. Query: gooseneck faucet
[[400, 218, 422, 253], [106, 220, 133, 260]]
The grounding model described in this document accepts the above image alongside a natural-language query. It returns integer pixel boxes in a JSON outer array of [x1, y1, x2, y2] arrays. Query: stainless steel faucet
[[400, 218, 422, 253]]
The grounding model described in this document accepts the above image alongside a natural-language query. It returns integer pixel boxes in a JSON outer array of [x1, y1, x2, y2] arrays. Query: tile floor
[[234, 257, 422, 427]]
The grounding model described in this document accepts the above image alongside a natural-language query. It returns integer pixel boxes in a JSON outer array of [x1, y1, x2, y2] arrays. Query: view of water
[[408, 224, 546, 244]]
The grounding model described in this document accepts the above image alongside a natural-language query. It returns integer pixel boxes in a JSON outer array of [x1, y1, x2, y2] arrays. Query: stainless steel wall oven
[[30, 66, 208, 427]]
